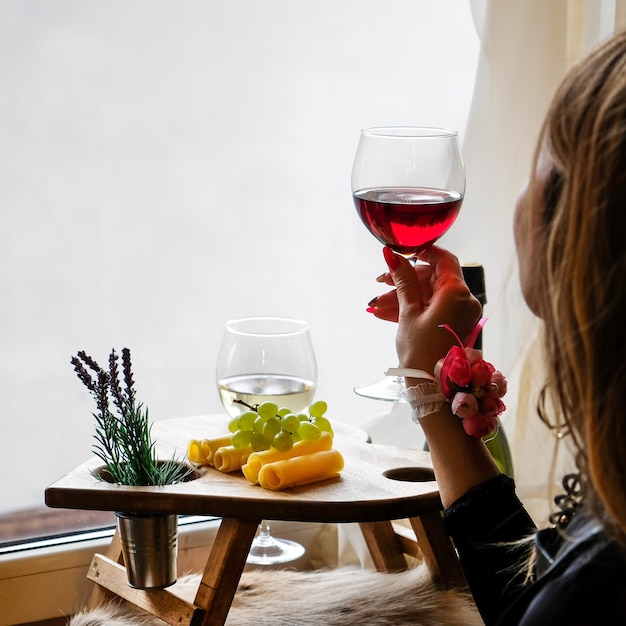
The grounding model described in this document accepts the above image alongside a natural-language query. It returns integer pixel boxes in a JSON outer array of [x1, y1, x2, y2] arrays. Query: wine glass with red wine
[[352, 126, 465, 401]]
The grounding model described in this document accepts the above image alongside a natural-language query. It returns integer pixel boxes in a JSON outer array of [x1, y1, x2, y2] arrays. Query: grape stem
[[233, 399, 258, 411]]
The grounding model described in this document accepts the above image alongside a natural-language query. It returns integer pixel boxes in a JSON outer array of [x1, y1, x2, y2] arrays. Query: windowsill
[[0, 506, 116, 550], [0, 516, 326, 626]]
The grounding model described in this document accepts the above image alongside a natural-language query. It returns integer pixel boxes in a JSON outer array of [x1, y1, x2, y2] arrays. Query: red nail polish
[[366, 306, 376, 314], [383, 246, 400, 270]]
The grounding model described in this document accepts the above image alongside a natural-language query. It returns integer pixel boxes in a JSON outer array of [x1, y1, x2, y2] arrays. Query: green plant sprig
[[71, 348, 190, 486]]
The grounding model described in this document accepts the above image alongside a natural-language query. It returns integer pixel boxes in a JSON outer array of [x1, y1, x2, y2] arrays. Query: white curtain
[[461, 0, 626, 525], [351, 2, 626, 565]]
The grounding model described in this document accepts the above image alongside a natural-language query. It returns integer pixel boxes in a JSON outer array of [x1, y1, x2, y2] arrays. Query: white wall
[[0, 0, 479, 513]]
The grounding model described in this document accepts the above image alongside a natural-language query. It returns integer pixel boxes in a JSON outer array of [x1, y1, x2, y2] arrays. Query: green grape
[[313, 416, 333, 435], [253, 416, 266, 434], [280, 413, 300, 434], [251, 433, 271, 452], [298, 420, 322, 441], [229, 398, 334, 451], [273, 430, 294, 452], [231, 429, 253, 449], [257, 401, 279, 420], [309, 400, 328, 418], [263, 417, 281, 440], [237, 411, 257, 431]]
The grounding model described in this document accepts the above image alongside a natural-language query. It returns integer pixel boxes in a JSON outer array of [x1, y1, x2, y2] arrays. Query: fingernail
[[368, 296, 378, 307], [366, 307, 376, 314], [375, 273, 387, 283], [383, 246, 400, 270]]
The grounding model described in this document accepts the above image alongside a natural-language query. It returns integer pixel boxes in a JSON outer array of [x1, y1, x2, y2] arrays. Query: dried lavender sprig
[[72, 351, 111, 414], [121, 347, 135, 405], [71, 355, 98, 394], [108, 349, 126, 415], [77, 351, 103, 375], [95, 369, 110, 417]]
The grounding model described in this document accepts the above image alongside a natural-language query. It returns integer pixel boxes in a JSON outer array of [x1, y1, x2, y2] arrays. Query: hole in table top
[[383, 467, 435, 482], [95, 461, 201, 485]]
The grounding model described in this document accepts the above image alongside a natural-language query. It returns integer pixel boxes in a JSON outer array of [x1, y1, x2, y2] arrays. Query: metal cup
[[116, 512, 178, 589]]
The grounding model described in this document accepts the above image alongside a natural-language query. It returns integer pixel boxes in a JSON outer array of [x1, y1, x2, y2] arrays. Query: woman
[[368, 31, 626, 624]]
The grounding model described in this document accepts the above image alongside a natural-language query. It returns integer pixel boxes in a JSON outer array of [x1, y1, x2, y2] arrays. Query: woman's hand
[[368, 246, 483, 374], [369, 246, 500, 507]]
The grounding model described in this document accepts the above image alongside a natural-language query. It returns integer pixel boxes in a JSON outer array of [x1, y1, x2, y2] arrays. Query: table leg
[[86, 527, 124, 609], [85, 517, 260, 626], [194, 517, 260, 626], [409, 512, 466, 589], [359, 520, 408, 572], [87, 554, 205, 625]]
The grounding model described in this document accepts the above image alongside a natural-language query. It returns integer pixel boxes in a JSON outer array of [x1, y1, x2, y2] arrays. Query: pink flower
[[451, 392, 478, 419], [470, 358, 495, 387], [489, 371, 507, 398], [478, 393, 506, 418], [464, 347, 483, 364], [462, 413, 498, 438]]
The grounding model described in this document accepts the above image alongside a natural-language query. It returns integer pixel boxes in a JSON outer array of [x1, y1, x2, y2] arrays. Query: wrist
[[403, 381, 448, 421], [395, 318, 508, 440]]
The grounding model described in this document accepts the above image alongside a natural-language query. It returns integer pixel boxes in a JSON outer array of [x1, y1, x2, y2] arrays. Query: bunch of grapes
[[229, 400, 333, 452]]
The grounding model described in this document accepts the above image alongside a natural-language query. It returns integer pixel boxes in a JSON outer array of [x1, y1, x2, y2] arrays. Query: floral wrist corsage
[[436, 318, 507, 439]]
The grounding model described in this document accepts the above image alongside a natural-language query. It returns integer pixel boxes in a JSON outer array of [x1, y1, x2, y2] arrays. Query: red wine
[[353, 186, 462, 255]]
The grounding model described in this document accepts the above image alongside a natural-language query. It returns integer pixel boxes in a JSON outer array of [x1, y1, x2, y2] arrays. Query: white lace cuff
[[402, 381, 448, 423]]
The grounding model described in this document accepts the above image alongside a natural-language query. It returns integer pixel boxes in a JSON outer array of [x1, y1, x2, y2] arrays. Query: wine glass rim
[[225, 316, 310, 337], [361, 126, 458, 138]]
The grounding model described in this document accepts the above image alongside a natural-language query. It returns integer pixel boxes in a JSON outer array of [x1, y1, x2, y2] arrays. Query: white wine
[[218, 374, 316, 417]]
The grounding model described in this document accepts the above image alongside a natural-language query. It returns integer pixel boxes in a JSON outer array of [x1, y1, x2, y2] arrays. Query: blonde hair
[[528, 31, 626, 542]]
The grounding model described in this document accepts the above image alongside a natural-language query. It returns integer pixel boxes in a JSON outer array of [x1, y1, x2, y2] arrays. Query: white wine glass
[[352, 126, 465, 401], [216, 316, 317, 564]]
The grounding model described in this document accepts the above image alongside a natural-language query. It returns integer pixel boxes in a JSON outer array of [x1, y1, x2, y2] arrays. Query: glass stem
[[256, 520, 274, 546]]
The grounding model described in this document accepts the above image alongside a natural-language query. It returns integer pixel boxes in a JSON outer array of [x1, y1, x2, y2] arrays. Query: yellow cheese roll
[[204, 434, 233, 465], [187, 434, 233, 466], [213, 445, 252, 473], [187, 439, 212, 465], [242, 432, 333, 484], [258, 449, 344, 490]]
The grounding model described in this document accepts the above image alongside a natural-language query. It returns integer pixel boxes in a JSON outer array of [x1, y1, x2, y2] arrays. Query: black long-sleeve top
[[443, 475, 626, 625]]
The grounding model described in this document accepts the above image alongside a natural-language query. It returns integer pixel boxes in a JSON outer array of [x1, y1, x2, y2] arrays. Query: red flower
[[478, 393, 506, 418], [462, 413, 498, 438], [470, 358, 494, 387], [440, 345, 472, 393]]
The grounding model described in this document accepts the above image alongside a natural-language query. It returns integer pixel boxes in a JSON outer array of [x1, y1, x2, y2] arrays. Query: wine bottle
[[423, 265, 514, 478], [461, 264, 514, 478]]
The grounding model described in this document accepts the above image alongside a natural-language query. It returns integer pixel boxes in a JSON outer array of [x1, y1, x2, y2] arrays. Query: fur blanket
[[69, 566, 483, 625]]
